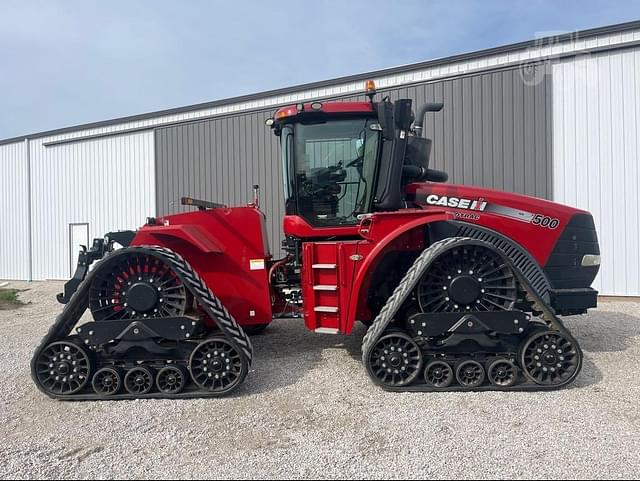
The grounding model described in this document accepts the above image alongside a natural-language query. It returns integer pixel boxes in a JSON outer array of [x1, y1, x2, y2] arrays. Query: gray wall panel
[[155, 66, 551, 257]]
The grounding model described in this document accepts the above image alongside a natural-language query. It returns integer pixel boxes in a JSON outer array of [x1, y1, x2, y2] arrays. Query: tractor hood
[[405, 181, 593, 267], [406, 182, 588, 220]]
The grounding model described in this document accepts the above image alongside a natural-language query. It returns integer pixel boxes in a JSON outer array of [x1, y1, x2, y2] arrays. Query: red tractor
[[31, 81, 600, 399]]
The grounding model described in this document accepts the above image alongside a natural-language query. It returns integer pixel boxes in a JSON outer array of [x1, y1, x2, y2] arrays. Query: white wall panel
[[553, 47, 640, 296], [0, 141, 30, 279], [29, 131, 155, 279]]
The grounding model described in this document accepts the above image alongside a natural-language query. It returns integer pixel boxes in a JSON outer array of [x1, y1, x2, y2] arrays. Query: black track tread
[[31, 245, 253, 400], [361, 237, 583, 392]]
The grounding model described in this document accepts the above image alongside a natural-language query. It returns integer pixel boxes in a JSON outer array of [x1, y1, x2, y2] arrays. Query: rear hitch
[[57, 231, 136, 304]]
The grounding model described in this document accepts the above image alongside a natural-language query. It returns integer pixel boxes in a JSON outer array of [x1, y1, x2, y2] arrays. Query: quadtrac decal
[[422, 194, 559, 229]]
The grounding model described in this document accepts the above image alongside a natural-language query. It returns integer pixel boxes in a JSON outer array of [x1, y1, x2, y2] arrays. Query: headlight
[[581, 254, 601, 267]]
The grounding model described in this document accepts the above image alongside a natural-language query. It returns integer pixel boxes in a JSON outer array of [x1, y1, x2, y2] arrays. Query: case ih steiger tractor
[[31, 81, 601, 400]]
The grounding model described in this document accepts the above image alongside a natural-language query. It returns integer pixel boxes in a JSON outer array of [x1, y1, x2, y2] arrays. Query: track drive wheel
[[34, 341, 92, 396], [92, 367, 123, 396], [519, 330, 582, 387], [455, 359, 485, 388], [188, 338, 248, 395], [124, 366, 155, 395], [423, 359, 454, 388], [486, 358, 518, 387], [366, 332, 423, 388], [156, 365, 188, 394]]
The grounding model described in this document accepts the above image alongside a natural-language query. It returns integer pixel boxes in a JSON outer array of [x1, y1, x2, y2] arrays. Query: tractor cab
[[267, 81, 448, 232]]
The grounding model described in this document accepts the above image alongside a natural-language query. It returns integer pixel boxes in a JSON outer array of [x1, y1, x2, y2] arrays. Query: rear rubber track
[[30, 245, 253, 400]]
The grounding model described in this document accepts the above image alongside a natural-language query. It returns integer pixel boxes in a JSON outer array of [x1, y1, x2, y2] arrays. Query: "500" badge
[[531, 214, 559, 229]]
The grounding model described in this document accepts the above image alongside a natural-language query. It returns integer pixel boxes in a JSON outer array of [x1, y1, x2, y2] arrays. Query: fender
[[346, 211, 454, 333], [134, 224, 223, 253], [131, 207, 273, 327]]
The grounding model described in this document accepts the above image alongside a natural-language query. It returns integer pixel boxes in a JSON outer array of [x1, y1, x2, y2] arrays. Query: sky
[[0, 0, 639, 139]]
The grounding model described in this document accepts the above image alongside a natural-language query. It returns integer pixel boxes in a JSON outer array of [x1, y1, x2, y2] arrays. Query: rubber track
[[361, 237, 583, 392], [30, 245, 253, 400]]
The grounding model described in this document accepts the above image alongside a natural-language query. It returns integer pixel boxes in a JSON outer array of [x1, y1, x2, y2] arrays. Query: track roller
[[455, 359, 485, 388], [366, 332, 423, 388], [188, 338, 248, 394], [156, 365, 188, 394], [486, 358, 518, 387], [519, 330, 582, 387], [92, 367, 123, 396], [124, 366, 155, 395], [34, 341, 92, 395], [423, 360, 454, 388]]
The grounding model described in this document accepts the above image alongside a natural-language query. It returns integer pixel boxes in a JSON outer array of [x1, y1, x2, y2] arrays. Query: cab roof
[[273, 101, 375, 123]]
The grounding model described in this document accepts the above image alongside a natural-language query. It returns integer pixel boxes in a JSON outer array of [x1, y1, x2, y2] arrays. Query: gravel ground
[[0, 281, 639, 479]]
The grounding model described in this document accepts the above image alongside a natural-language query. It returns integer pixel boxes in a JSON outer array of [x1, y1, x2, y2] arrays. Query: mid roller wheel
[[124, 366, 154, 395], [34, 341, 92, 396], [366, 332, 423, 388], [519, 330, 582, 387], [455, 359, 485, 388], [189, 338, 248, 395], [156, 365, 187, 394], [92, 367, 122, 396], [423, 360, 454, 388], [486, 358, 518, 387]]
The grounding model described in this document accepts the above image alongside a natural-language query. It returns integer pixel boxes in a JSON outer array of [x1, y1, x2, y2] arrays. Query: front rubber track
[[361, 237, 583, 392]]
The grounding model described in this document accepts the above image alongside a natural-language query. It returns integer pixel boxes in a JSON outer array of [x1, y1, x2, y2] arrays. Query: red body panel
[[294, 183, 588, 334], [131, 206, 273, 327], [126, 180, 588, 336], [406, 182, 587, 265], [283, 215, 359, 238]]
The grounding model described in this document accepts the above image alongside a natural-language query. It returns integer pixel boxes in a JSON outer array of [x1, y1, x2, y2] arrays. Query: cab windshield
[[280, 118, 380, 226]]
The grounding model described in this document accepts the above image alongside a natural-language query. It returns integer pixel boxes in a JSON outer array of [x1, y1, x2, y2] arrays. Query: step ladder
[[306, 244, 341, 333]]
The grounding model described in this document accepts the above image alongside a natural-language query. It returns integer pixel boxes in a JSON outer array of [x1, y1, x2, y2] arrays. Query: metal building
[[1, 21, 639, 296]]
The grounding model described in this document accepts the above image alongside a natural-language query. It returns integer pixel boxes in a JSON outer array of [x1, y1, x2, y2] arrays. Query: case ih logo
[[425, 194, 487, 211]]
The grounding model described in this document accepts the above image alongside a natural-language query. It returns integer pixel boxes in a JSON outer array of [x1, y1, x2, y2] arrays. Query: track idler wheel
[[366, 332, 423, 388], [486, 358, 518, 387], [455, 359, 485, 388], [519, 330, 582, 387], [92, 367, 123, 396], [423, 360, 454, 388], [34, 341, 92, 396], [156, 365, 188, 394], [188, 338, 248, 395], [124, 366, 155, 395]]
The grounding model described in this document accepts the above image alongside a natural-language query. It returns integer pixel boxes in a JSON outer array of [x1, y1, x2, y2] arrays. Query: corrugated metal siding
[[29, 131, 156, 279], [155, 112, 283, 257], [379, 67, 552, 197], [156, 66, 551, 256], [553, 47, 640, 296], [0, 141, 30, 279]]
